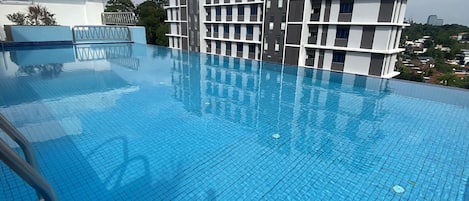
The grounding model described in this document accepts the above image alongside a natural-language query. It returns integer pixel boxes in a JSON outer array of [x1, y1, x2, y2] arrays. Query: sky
[[406, 0, 469, 26], [131, 0, 469, 26]]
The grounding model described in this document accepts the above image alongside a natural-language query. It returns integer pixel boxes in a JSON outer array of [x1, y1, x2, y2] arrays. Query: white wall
[[343, 52, 371, 75], [373, 26, 391, 50], [329, 0, 340, 22], [347, 26, 362, 49], [0, 1, 104, 40], [326, 25, 336, 46], [352, 0, 380, 22], [323, 50, 333, 70]]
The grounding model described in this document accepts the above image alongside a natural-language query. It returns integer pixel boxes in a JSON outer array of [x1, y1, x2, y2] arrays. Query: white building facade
[[0, 0, 105, 40], [164, 0, 408, 78]]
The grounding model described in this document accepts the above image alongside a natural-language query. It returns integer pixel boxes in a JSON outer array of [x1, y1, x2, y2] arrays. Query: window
[[340, 2, 353, 13], [235, 25, 241, 33], [237, 43, 243, 52], [336, 26, 350, 39], [249, 44, 255, 53], [247, 25, 253, 35], [267, 0, 271, 8], [312, 7, 320, 14], [227, 6, 233, 15], [216, 41, 221, 49], [216, 7, 221, 15], [264, 42, 269, 50], [214, 25, 219, 33], [250, 5, 257, 15], [224, 24, 229, 33], [275, 40, 280, 52], [278, 0, 283, 8], [332, 51, 346, 63], [281, 22, 285, 30], [238, 6, 244, 15], [226, 42, 232, 50], [269, 22, 274, 30]]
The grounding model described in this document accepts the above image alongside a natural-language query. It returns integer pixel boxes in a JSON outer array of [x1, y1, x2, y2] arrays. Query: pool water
[[1, 43, 469, 200]]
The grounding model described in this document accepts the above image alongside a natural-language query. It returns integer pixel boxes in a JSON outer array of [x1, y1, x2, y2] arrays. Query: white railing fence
[[101, 12, 137, 26]]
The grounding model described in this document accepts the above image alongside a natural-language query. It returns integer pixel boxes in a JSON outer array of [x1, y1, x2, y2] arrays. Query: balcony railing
[[72, 26, 131, 43], [101, 12, 137, 26]]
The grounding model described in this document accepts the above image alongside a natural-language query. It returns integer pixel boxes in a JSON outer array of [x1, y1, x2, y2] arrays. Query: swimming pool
[[1, 43, 469, 200]]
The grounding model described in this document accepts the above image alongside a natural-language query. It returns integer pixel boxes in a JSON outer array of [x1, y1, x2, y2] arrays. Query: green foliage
[[105, 0, 135, 12], [437, 73, 469, 88], [135, 1, 168, 46], [435, 61, 456, 73], [7, 5, 57, 26], [402, 23, 469, 59], [395, 64, 424, 82], [7, 13, 27, 25]]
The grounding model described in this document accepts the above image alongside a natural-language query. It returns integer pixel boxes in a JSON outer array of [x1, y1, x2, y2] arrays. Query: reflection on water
[[0, 43, 146, 79], [0, 44, 146, 146], [171, 50, 391, 173], [17, 63, 63, 79]]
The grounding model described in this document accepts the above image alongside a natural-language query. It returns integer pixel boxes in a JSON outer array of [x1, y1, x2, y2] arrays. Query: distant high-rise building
[[164, 0, 408, 78], [427, 15, 444, 26]]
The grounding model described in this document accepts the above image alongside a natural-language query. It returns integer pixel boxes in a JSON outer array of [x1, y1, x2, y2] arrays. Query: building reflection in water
[[171, 49, 390, 173]]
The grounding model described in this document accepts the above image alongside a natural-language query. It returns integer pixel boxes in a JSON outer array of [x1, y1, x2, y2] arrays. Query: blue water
[[1, 43, 469, 200]]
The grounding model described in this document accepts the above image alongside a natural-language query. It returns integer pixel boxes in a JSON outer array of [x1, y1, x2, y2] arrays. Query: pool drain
[[272, 133, 281, 139], [392, 185, 405, 194]]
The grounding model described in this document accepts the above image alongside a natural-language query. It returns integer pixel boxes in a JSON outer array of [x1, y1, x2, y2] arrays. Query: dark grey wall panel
[[369, 54, 385, 76], [181, 22, 188, 35], [286, 25, 302, 45], [335, 39, 348, 47], [324, 0, 332, 22], [318, 50, 325, 68], [378, 0, 395, 22], [182, 38, 188, 50], [188, 0, 200, 52], [360, 26, 375, 49], [288, 0, 305, 22], [181, 7, 187, 20], [261, 0, 287, 63], [284, 47, 300, 65], [331, 62, 344, 71], [338, 13, 352, 22], [321, 25, 328, 46]]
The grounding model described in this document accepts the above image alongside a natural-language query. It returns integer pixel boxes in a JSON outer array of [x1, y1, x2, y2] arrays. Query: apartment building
[[164, 0, 408, 78]]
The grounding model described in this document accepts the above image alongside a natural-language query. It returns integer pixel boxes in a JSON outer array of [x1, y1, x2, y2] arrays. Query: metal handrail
[[101, 12, 137, 26], [0, 113, 58, 201], [72, 25, 132, 44]]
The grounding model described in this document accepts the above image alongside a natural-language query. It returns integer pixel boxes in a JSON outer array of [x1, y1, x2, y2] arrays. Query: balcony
[[305, 58, 314, 66], [250, 15, 257, 21], [308, 35, 317, 44], [238, 15, 244, 21]]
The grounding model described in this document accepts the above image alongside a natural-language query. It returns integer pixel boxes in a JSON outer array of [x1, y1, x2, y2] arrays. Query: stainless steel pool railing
[[0, 113, 58, 201]]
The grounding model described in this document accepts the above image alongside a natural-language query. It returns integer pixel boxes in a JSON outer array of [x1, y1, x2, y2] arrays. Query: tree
[[395, 63, 424, 82], [105, 0, 135, 12], [7, 5, 57, 26], [135, 1, 168, 46]]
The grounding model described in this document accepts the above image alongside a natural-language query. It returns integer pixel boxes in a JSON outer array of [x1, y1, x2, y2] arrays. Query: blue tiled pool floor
[[1, 44, 469, 200]]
